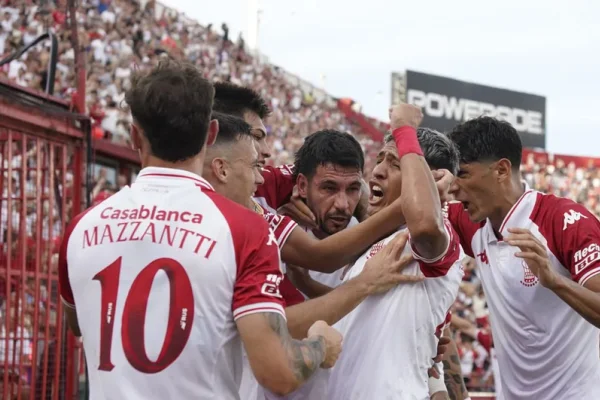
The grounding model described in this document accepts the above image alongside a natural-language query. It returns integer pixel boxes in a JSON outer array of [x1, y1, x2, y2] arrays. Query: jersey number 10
[[93, 257, 194, 374]]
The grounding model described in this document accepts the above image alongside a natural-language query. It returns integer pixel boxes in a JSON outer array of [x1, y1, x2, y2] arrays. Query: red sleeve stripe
[[277, 220, 297, 248], [579, 265, 600, 286], [233, 302, 287, 321]]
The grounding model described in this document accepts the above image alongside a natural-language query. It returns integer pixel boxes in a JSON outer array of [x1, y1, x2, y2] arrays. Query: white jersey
[[327, 221, 464, 400], [58, 167, 287, 400], [306, 217, 359, 290], [447, 188, 600, 400]]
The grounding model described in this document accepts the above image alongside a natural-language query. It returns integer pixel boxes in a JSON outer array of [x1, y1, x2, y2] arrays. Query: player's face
[[300, 163, 362, 235], [226, 136, 265, 205], [449, 162, 500, 223], [243, 111, 271, 166], [367, 141, 403, 217]]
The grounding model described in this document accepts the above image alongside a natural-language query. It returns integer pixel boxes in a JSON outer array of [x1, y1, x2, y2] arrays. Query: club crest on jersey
[[520, 261, 539, 287], [367, 240, 386, 259]]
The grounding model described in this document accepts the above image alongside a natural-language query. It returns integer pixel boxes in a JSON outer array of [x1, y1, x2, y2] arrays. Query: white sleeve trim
[[278, 220, 297, 249], [579, 265, 600, 286], [410, 220, 452, 263], [61, 296, 76, 309], [233, 302, 286, 321]]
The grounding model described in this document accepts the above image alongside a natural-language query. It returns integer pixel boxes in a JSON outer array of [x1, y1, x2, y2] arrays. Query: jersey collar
[[486, 181, 535, 243], [136, 167, 214, 191]]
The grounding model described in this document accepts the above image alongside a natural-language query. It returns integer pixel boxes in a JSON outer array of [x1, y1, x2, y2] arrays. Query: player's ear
[[130, 123, 142, 151], [495, 159, 512, 183], [211, 157, 229, 184], [296, 173, 309, 199], [206, 119, 219, 146]]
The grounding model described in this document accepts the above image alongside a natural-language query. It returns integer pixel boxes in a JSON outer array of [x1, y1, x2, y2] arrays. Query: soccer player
[[212, 81, 368, 220], [444, 116, 600, 399], [57, 60, 342, 399], [325, 104, 465, 399], [203, 112, 422, 400]]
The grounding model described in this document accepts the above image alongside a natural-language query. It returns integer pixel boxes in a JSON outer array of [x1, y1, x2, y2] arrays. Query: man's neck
[[490, 177, 526, 234], [143, 154, 204, 177]]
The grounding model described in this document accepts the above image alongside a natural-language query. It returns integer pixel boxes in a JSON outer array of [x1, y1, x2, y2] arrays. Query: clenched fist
[[308, 320, 343, 369], [389, 103, 423, 130]]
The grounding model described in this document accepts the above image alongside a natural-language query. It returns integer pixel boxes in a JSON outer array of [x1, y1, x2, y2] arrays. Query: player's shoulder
[[205, 190, 270, 233], [262, 164, 294, 176], [531, 192, 598, 229]]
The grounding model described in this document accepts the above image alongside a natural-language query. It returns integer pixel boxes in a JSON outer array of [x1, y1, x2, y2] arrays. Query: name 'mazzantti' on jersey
[[81, 204, 217, 258]]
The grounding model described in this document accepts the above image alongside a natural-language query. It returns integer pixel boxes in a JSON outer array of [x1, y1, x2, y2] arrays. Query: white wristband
[[428, 362, 447, 395]]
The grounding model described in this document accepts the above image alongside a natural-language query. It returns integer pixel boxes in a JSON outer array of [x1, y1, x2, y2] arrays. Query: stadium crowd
[[0, 0, 599, 396]]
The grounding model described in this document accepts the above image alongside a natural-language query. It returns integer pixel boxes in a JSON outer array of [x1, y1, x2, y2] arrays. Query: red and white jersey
[[254, 164, 295, 213], [327, 221, 464, 400], [447, 188, 600, 400], [239, 202, 302, 400], [58, 167, 286, 400]]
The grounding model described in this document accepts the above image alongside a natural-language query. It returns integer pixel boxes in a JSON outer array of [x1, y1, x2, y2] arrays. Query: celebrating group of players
[[57, 60, 600, 400]]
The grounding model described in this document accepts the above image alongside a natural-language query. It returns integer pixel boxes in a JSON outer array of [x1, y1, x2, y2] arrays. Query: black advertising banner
[[404, 70, 546, 149]]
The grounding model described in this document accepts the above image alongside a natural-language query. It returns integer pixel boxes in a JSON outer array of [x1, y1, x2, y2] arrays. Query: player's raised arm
[[389, 104, 447, 260], [233, 218, 342, 395]]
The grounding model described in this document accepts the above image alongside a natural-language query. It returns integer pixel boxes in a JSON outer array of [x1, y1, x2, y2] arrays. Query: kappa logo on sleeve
[[562, 209, 588, 230], [266, 228, 277, 246]]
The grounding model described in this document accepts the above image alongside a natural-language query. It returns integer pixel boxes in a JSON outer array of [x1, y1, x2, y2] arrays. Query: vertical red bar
[[65, 144, 83, 400], [15, 133, 28, 400], [3, 130, 14, 400], [29, 137, 43, 400]]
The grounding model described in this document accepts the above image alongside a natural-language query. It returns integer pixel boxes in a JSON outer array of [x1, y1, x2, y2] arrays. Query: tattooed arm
[[442, 327, 469, 400], [236, 312, 340, 395]]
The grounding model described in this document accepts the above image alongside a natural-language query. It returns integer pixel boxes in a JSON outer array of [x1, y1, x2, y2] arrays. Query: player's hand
[[427, 336, 450, 379], [431, 169, 455, 204], [389, 103, 423, 130], [360, 231, 423, 295], [506, 228, 561, 289], [307, 320, 343, 369], [277, 185, 317, 229]]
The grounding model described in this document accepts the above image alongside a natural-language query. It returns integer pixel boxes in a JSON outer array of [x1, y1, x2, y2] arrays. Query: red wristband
[[391, 126, 423, 158]]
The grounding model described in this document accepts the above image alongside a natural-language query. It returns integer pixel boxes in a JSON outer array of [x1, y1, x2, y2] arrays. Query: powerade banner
[[404, 70, 546, 149]]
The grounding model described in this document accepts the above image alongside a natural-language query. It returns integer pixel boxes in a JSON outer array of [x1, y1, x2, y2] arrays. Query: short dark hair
[[125, 59, 214, 162], [447, 116, 522, 170], [384, 128, 460, 175], [213, 82, 271, 119], [212, 112, 253, 145], [294, 129, 365, 179]]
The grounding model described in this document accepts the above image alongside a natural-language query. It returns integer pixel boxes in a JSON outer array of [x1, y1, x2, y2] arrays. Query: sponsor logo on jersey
[[261, 274, 283, 298], [573, 243, 600, 275], [100, 205, 203, 224], [520, 261, 539, 287], [562, 209, 588, 230]]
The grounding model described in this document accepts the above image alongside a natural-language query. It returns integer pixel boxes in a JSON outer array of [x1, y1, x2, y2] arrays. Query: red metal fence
[[0, 81, 86, 400]]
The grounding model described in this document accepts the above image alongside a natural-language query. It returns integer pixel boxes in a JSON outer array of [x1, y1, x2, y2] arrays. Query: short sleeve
[[263, 212, 298, 249], [231, 218, 287, 321], [536, 195, 600, 286], [413, 219, 462, 278], [254, 164, 295, 210], [446, 202, 483, 258]]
